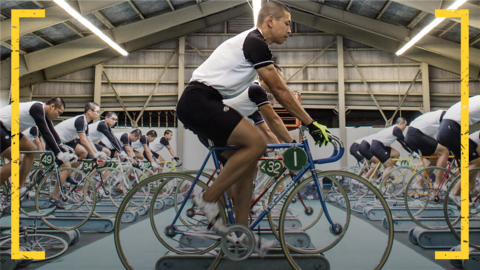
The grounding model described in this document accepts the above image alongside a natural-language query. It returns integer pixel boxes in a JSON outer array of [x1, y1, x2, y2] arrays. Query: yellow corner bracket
[[434, 9, 470, 261], [11, 9, 45, 260]]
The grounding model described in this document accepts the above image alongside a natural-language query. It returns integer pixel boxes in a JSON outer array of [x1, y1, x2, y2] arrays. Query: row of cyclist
[[0, 98, 183, 226], [347, 95, 480, 234]]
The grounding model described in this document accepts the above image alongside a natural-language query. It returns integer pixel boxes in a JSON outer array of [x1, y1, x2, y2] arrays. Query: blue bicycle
[[114, 127, 394, 270]]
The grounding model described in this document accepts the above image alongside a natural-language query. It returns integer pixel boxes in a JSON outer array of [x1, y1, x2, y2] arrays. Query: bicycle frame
[[167, 131, 344, 240]]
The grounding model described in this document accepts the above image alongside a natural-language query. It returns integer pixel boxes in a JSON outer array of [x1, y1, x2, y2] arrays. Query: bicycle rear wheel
[[279, 170, 393, 270], [404, 166, 456, 230], [0, 234, 68, 261]]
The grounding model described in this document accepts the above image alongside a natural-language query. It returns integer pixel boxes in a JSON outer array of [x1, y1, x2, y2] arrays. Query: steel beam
[[346, 0, 354, 11], [407, 11, 428, 29], [136, 49, 178, 123], [0, 0, 126, 42], [127, 0, 145, 20], [471, 33, 480, 46], [177, 36, 185, 165], [93, 11, 115, 29], [421, 63, 430, 113], [102, 70, 136, 127], [0, 41, 27, 54], [375, 1, 392, 20], [166, 0, 175, 11], [94, 64, 102, 105], [389, 67, 422, 124], [282, 1, 480, 79], [62, 21, 85, 38], [285, 39, 336, 83], [19, 0, 246, 76], [344, 46, 388, 123], [390, 0, 480, 30], [435, 21, 458, 38], [337, 36, 347, 167], [19, 3, 251, 87]]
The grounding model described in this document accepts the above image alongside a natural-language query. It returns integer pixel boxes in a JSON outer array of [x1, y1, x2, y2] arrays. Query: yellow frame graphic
[[434, 9, 470, 260], [10, 9, 45, 260]]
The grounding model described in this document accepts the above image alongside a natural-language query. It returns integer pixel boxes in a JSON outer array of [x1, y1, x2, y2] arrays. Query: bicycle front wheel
[[35, 167, 96, 230], [279, 170, 393, 270]]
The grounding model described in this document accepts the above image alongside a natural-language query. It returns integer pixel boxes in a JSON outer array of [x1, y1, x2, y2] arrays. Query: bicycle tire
[[0, 234, 68, 261]]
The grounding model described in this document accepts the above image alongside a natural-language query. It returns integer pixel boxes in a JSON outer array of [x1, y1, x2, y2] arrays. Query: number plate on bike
[[144, 161, 151, 168], [82, 160, 94, 173], [283, 148, 308, 172], [166, 162, 173, 170], [33, 160, 42, 168], [40, 152, 54, 167], [260, 160, 283, 177]]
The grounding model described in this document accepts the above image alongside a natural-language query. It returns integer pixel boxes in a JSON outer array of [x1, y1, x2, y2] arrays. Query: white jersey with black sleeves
[[101, 132, 130, 149], [23, 126, 40, 142], [149, 137, 169, 153], [55, 115, 89, 143], [131, 135, 148, 150], [223, 82, 269, 118], [190, 28, 273, 99]]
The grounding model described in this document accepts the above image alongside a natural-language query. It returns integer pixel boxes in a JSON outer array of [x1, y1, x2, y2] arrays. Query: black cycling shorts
[[95, 143, 105, 152], [66, 139, 93, 159], [349, 142, 365, 162], [437, 119, 479, 162], [405, 127, 438, 156], [143, 150, 159, 160], [358, 141, 374, 161], [371, 140, 392, 164], [0, 122, 24, 154], [176, 82, 243, 147]]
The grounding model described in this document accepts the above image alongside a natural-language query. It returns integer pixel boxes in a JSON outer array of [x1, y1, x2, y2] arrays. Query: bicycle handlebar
[[313, 132, 344, 165]]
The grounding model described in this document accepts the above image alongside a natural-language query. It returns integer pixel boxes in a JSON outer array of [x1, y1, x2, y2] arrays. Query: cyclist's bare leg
[[364, 157, 380, 180], [0, 148, 12, 186], [433, 144, 449, 186], [51, 162, 72, 199], [73, 144, 87, 168], [101, 148, 111, 157], [158, 155, 165, 173], [202, 118, 266, 203], [134, 150, 143, 160], [19, 137, 36, 188], [232, 164, 257, 227]]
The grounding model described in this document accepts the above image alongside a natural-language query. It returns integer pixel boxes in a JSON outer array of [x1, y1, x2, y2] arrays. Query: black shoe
[[49, 197, 65, 209]]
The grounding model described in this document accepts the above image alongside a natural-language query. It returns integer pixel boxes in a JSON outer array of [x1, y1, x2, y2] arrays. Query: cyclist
[[131, 130, 161, 172], [176, 1, 330, 256], [147, 130, 180, 173], [54, 102, 107, 173], [350, 138, 366, 165], [88, 112, 127, 159], [357, 134, 382, 181], [405, 110, 450, 190], [23, 126, 45, 151], [99, 129, 142, 163], [0, 97, 75, 207], [438, 95, 480, 202], [369, 117, 413, 180]]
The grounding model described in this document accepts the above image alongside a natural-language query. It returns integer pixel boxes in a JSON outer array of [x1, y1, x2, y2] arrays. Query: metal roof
[[0, 0, 479, 82]]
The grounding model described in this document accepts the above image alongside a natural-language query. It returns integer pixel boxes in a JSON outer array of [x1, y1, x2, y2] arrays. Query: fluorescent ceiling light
[[253, 0, 261, 26], [395, 0, 468, 56], [53, 0, 128, 56]]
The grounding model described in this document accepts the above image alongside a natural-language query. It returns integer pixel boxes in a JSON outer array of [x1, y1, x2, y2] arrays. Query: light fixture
[[53, 0, 128, 56], [253, 0, 261, 26], [395, 0, 468, 55]]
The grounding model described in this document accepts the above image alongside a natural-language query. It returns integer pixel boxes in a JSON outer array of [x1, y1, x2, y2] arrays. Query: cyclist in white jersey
[[438, 95, 480, 199], [405, 110, 450, 189], [23, 126, 45, 151], [369, 117, 412, 179], [0, 98, 75, 208], [177, 2, 331, 255], [131, 130, 160, 172], [100, 130, 142, 164], [147, 130, 180, 173], [54, 102, 107, 170], [88, 112, 125, 158]]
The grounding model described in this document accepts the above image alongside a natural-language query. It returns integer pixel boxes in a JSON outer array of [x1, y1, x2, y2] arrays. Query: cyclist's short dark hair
[[147, 130, 157, 137], [257, 1, 290, 26], [395, 117, 407, 125], [130, 129, 142, 137], [164, 129, 173, 136], [84, 102, 99, 114], [105, 111, 117, 118], [45, 97, 65, 109]]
